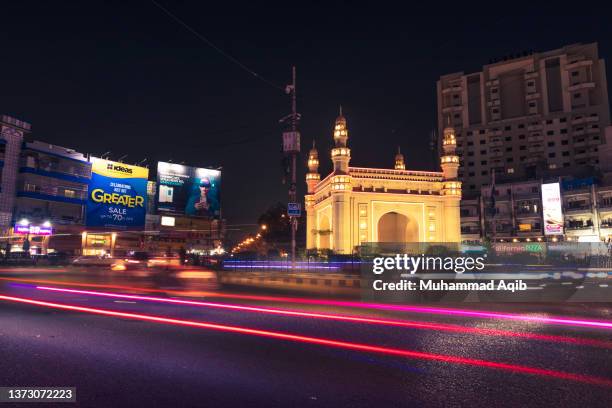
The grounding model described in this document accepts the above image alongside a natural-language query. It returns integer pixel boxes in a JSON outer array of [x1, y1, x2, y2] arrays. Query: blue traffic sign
[[287, 202, 301, 217]]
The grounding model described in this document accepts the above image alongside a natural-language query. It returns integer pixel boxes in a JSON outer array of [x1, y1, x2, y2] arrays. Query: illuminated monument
[[305, 110, 462, 254]]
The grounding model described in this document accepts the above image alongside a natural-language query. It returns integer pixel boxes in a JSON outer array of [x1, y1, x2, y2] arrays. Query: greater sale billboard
[[156, 161, 221, 218], [542, 182, 564, 236], [86, 158, 149, 229]]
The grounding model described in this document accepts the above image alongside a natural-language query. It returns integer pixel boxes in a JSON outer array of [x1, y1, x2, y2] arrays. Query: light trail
[[1, 293, 611, 387], [3, 276, 612, 330], [35, 285, 612, 349]]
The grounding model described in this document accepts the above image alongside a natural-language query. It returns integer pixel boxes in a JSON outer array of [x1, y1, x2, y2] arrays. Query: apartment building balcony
[[461, 215, 479, 222], [441, 86, 462, 94], [585, 115, 599, 123], [525, 93, 541, 101], [563, 205, 592, 215], [516, 230, 541, 236], [489, 140, 503, 148], [565, 225, 594, 232], [574, 151, 591, 160], [586, 138, 601, 147], [527, 135, 544, 143], [490, 150, 503, 158], [527, 124, 543, 131], [515, 211, 540, 219], [568, 82, 595, 92], [528, 146, 544, 154], [513, 192, 541, 200], [586, 126, 600, 134], [442, 105, 463, 113], [565, 60, 592, 70], [525, 156, 541, 164], [597, 202, 612, 212], [524, 71, 539, 80], [574, 140, 587, 148]]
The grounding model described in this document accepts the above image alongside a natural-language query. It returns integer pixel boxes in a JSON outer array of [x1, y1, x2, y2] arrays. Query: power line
[[149, 0, 285, 92]]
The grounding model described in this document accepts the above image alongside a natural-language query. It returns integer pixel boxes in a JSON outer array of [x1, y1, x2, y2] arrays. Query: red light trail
[[1, 294, 610, 387], [35, 285, 612, 349], [3, 276, 612, 330]]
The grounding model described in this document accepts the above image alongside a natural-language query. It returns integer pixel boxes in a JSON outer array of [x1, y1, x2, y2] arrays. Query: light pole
[[281, 66, 301, 264]]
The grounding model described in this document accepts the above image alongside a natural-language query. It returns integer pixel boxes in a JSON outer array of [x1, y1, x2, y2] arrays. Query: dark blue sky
[[1, 4, 610, 232]]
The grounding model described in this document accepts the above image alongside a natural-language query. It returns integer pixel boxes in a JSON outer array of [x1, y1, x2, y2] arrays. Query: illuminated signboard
[[86, 158, 149, 229], [160, 216, 175, 227], [14, 224, 53, 235], [542, 182, 564, 236], [156, 161, 221, 218]]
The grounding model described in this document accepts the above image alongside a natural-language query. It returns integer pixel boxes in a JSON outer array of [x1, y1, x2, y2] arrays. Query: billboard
[[156, 161, 221, 218], [86, 158, 149, 229], [542, 182, 564, 235]]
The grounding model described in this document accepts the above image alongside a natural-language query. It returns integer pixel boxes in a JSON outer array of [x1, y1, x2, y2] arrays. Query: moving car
[[72, 254, 114, 267]]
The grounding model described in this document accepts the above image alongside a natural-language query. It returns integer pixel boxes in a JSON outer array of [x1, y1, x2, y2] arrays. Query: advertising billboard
[[156, 161, 221, 218], [86, 158, 149, 229], [541, 182, 564, 236]]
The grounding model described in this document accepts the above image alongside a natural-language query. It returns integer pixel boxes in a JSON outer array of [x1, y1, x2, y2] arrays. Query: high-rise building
[[437, 43, 611, 195], [0, 115, 32, 229]]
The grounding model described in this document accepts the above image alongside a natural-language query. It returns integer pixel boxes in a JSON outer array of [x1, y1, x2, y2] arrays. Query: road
[[0, 268, 611, 407]]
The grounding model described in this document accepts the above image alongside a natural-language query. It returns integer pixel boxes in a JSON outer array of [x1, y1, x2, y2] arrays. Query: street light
[[42, 220, 51, 228], [261, 224, 267, 231], [19, 218, 29, 226]]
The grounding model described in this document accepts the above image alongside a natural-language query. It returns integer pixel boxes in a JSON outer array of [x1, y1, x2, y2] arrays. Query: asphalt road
[[0, 269, 611, 407]]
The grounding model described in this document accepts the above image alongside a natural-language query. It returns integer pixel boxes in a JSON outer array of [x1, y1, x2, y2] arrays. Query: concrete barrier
[[219, 271, 361, 295]]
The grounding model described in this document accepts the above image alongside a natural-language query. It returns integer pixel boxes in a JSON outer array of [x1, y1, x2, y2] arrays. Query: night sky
[[1, 4, 610, 236]]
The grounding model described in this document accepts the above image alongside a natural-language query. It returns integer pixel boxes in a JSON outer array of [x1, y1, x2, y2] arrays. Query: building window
[[571, 71, 579, 77], [562, 151, 570, 156], [506, 158, 513, 162], [467, 141, 474, 146], [518, 124, 525, 129], [504, 126, 511, 131], [505, 147, 512, 152], [519, 134, 526, 140], [548, 153, 556, 158], [481, 171, 488, 176], [546, 119, 553, 124], [547, 130, 554, 135], [480, 140, 486, 145], [480, 150, 486, 155], [507, 168, 514, 174], [547, 142, 555, 147], [481, 160, 487, 165], [560, 129, 568, 134], [560, 118, 567, 123], [520, 146, 526, 150], [505, 136, 512, 141], [561, 140, 569, 145], [574, 93, 581, 98]]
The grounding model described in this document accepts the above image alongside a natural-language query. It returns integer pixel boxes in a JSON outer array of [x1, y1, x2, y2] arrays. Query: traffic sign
[[287, 202, 301, 217]]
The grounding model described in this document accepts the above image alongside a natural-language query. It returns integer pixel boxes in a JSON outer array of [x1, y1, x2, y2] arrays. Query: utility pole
[[281, 66, 301, 265]]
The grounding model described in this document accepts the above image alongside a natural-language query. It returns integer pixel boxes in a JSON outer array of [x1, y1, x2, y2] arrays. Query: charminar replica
[[305, 110, 461, 254]]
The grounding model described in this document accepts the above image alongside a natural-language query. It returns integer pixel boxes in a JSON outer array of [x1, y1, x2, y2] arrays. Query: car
[[72, 254, 114, 267], [46, 251, 71, 265], [2, 251, 35, 266], [111, 251, 152, 271]]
